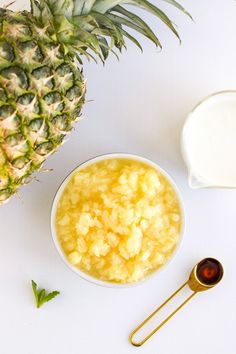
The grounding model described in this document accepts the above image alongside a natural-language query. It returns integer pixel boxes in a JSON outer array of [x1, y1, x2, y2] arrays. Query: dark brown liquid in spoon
[[196, 258, 223, 285]]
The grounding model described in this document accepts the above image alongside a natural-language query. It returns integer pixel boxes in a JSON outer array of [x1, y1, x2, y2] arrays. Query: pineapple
[[0, 0, 190, 204]]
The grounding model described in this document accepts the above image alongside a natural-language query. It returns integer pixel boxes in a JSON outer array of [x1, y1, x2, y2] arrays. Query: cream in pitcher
[[182, 91, 236, 188]]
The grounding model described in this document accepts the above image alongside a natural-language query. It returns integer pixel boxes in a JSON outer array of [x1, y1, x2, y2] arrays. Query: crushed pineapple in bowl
[[51, 154, 184, 287]]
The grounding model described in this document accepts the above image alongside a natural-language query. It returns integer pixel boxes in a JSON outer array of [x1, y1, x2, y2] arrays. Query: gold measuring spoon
[[130, 258, 223, 347]]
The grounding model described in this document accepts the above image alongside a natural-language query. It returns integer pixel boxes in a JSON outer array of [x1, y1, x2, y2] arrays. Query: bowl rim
[[50, 153, 185, 288]]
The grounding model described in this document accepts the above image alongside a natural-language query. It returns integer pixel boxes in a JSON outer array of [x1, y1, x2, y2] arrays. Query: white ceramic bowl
[[50, 153, 185, 288]]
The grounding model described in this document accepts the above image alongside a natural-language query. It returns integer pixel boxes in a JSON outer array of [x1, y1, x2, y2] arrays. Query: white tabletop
[[1, 1, 236, 353]]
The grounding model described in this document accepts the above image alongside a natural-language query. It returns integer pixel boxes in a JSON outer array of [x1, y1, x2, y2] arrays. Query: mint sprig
[[31, 280, 60, 308]]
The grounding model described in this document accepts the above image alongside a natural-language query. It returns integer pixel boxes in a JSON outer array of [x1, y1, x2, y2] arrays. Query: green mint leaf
[[38, 289, 46, 308], [31, 280, 39, 307], [31, 280, 60, 308], [44, 291, 60, 303]]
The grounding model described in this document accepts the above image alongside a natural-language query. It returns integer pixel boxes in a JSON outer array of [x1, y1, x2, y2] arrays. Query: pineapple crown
[[30, 0, 191, 62]]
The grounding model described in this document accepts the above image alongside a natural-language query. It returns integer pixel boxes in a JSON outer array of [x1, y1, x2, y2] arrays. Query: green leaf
[[43, 0, 99, 16], [71, 0, 87, 16], [71, 15, 97, 32], [93, 0, 121, 13], [93, 0, 181, 41], [31, 280, 39, 306], [91, 12, 125, 48], [160, 0, 193, 20], [46, 0, 74, 17], [80, 0, 97, 15], [54, 15, 102, 55], [30, 0, 41, 17], [44, 291, 61, 303], [31, 0, 191, 60], [97, 37, 110, 60], [127, 0, 180, 40], [31, 280, 60, 309], [110, 47, 120, 60], [38, 289, 46, 308], [112, 5, 162, 47], [107, 13, 161, 48], [119, 28, 143, 51]]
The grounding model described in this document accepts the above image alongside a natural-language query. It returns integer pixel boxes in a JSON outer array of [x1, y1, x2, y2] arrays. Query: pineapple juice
[[55, 158, 182, 283]]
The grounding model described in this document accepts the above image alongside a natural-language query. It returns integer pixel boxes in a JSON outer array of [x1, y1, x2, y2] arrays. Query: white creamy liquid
[[182, 91, 236, 187]]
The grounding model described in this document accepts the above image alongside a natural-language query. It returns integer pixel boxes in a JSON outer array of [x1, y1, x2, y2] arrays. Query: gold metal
[[130, 258, 223, 347]]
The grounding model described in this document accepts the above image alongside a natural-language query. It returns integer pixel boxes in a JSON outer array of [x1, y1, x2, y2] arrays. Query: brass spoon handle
[[129, 281, 197, 347]]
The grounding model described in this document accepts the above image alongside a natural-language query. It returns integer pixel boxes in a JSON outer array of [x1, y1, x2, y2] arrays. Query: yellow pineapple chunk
[[68, 251, 82, 265], [55, 158, 181, 283]]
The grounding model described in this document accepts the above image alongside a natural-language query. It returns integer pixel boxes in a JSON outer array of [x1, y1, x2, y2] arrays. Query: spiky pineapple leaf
[[127, 0, 180, 40], [107, 13, 158, 48], [75, 0, 97, 15], [97, 36, 110, 59], [159, 0, 193, 20], [31, 0, 191, 54], [90, 11, 126, 49], [92, 0, 122, 13], [113, 5, 161, 48], [119, 27, 143, 51]]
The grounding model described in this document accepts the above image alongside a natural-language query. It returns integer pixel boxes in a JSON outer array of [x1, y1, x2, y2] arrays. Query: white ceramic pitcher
[[182, 91, 236, 189]]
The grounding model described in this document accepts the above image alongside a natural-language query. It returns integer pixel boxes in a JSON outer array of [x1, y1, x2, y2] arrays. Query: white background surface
[[0, 1, 236, 353]]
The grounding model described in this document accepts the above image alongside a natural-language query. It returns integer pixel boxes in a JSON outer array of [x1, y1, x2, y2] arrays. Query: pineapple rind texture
[[0, 9, 86, 204], [0, 0, 190, 204]]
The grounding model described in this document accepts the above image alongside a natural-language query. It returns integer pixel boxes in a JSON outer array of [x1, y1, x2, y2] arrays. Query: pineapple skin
[[0, 9, 86, 204], [0, 0, 190, 204]]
